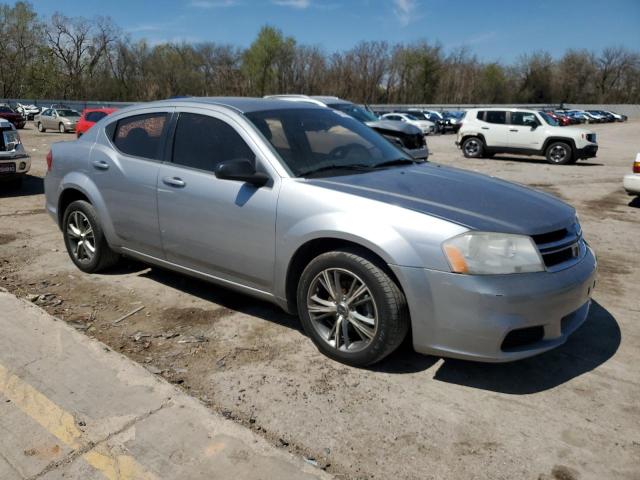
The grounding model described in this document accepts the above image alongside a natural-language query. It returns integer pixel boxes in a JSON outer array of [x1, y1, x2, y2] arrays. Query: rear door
[[476, 110, 509, 147], [157, 108, 279, 292], [89, 109, 172, 258], [507, 111, 546, 150]]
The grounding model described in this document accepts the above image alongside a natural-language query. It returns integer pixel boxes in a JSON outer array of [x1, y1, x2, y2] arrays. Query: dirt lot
[[1, 121, 639, 480]]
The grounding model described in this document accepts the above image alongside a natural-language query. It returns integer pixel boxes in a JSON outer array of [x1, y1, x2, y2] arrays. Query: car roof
[[83, 107, 117, 113], [139, 97, 327, 113]]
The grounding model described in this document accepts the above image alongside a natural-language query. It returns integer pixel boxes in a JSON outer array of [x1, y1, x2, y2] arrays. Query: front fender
[[273, 180, 468, 300]]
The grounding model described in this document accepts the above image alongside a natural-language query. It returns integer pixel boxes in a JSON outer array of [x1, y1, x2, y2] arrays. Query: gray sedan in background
[[35, 107, 81, 133], [44, 97, 597, 366]]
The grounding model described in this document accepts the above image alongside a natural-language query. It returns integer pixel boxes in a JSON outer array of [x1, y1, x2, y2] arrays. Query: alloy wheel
[[306, 268, 378, 353], [464, 139, 480, 156], [549, 145, 568, 163], [66, 211, 96, 262]]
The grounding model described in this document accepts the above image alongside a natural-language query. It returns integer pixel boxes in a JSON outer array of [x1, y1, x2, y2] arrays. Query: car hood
[[305, 163, 575, 235], [365, 120, 422, 135]]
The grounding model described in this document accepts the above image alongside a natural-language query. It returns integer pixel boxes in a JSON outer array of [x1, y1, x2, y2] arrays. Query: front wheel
[[62, 200, 120, 273], [461, 137, 484, 158], [58, 123, 66, 133], [37, 122, 45, 132], [297, 249, 409, 367], [545, 141, 575, 165]]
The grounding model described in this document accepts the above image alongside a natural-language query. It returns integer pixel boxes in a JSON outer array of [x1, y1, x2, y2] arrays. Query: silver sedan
[[44, 98, 597, 366]]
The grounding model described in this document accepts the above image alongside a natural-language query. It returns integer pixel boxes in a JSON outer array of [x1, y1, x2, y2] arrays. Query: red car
[[76, 108, 117, 138], [0, 105, 26, 129]]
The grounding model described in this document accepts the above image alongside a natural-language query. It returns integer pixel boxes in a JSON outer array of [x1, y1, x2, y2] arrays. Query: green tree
[[242, 25, 296, 96]]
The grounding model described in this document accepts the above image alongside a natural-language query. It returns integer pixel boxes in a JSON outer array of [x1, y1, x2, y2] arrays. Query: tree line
[[1, 1, 639, 104]]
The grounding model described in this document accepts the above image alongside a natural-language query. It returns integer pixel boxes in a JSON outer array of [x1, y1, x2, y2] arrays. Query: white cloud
[[272, 0, 311, 8], [393, 0, 418, 26], [189, 0, 238, 8]]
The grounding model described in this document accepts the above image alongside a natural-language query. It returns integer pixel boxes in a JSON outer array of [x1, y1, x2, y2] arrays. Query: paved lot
[[0, 291, 330, 480], [1, 121, 639, 479]]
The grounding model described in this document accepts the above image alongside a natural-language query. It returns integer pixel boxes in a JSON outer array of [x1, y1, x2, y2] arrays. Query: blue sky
[[33, 0, 640, 62]]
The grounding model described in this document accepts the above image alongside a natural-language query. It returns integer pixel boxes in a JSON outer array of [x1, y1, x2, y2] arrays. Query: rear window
[[113, 113, 168, 160], [485, 111, 506, 124], [85, 111, 108, 123]]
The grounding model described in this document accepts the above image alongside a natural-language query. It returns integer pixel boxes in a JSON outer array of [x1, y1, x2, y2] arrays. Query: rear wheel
[[462, 137, 484, 158], [62, 200, 120, 273], [545, 141, 574, 165], [297, 249, 409, 367]]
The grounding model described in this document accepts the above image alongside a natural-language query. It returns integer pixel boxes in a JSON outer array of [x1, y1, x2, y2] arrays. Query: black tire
[[545, 141, 574, 165], [37, 122, 45, 132], [461, 136, 484, 158], [59, 123, 66, 134], [297, 248, 409, 367], [62, 200, 120, 273]]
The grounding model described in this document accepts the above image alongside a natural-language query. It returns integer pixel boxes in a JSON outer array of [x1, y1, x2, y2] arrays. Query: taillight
[[46, 150, 53, 172], [633, 161, 640, 174]]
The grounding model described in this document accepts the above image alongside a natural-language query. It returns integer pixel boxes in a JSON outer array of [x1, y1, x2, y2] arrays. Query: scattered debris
[[111, 305, 145, 325], [303, 457, 318, 467], [146, 365, 163, 375], [177, 335, 207, 344]]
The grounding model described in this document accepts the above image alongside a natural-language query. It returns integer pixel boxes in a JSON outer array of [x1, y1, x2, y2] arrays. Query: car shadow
[[138, 266, 303, 333], [490, 155, 604, 167], [628, 196, 640, 208], [0, 175, 44, 197], [430, 300, 619, 394]]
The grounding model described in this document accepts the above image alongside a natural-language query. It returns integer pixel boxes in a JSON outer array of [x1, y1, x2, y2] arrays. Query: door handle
[[481, 126, 489, 130], [162, 176, 186, 188], [92, 160, 109, 170], [509, 129, 519, 132]]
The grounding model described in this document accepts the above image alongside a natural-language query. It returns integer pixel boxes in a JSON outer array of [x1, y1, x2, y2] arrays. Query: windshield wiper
[[372, 158, 421, 169], [298, 164, 374, 177]]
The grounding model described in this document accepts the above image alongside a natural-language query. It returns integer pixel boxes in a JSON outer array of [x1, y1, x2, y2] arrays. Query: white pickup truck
[[0, 118, 30, 187]]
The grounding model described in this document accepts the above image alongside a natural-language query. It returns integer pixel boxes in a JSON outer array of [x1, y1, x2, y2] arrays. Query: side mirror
[[215, 158, 269, 187], [526, 120, 538, 130]]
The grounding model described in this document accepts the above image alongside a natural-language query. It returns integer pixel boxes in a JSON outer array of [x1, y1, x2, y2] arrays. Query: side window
[[113, 113, 168, 160], [476, 111, 485, 121], [485, 111, 506, 124], [510, 112, 537, 126], [172, 113, 255, 173], [41, 109, 50, 116]]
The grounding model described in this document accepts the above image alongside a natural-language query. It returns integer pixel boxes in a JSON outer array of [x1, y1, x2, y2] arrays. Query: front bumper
[[0, 153, 31, 178], [405, 146, 429, 160], [576, 144, 598, 159], [623, 173, 640, 195], [391, 246, 597, 362]]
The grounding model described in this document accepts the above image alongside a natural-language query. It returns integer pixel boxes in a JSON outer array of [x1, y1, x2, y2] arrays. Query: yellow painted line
[[0, 363, 158, 479]]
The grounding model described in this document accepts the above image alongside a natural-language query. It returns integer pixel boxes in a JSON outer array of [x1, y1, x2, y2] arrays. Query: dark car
[[265, 95, 430, 160], [0, 105, 26, 129], [400, 110, 446, 133], [441, 111, 465, 133]]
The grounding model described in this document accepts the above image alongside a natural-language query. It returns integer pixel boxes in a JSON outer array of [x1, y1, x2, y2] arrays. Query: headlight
[[442, 232, 545, 274]]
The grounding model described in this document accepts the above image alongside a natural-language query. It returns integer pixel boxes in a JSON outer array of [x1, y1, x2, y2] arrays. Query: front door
[[157, 109, 279, 292], [507, 111, 547, 150]]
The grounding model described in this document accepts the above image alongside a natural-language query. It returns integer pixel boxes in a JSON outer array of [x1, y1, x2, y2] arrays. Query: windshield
[[57, 109, 80, 117], [328, 103, 379, 123], [444, 111, 464, 119], [246, 108, 412, 177], [538, 111, 559, 126], [0, 106, 14, 113]]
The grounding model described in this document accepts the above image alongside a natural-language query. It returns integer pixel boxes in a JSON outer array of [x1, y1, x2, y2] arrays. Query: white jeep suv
[[456, 108, 598, 165]]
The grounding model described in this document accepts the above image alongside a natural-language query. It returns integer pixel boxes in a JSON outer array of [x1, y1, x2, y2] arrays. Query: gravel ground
[[1, 120, 639, 480]]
